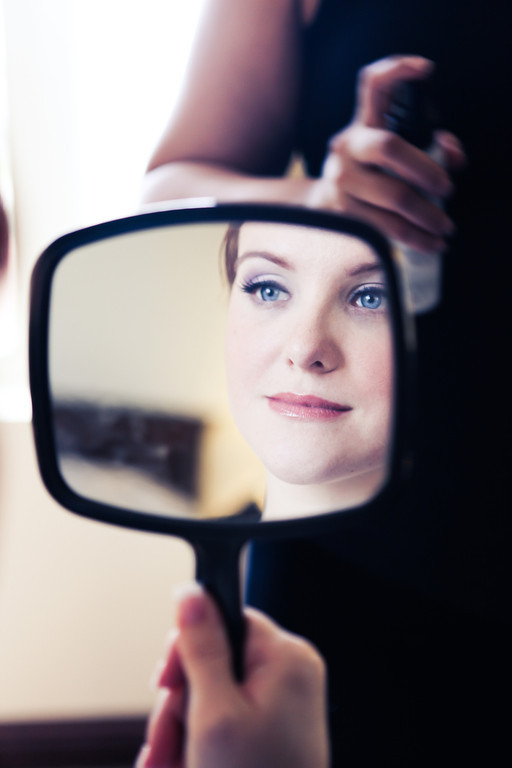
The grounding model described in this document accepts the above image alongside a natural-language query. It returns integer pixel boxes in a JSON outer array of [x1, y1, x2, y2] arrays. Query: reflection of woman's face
[[225, 223, 393, 511]]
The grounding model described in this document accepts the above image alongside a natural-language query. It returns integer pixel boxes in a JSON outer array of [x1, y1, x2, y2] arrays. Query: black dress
[[247, 1, 511, 764]]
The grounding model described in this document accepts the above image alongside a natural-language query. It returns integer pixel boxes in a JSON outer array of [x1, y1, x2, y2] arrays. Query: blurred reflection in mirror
[[49, 224, 264, 521], [49, 221, 393, 522]]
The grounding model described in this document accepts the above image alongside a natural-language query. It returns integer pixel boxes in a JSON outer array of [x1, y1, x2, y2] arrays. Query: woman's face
[[225, 223, 393, 503]]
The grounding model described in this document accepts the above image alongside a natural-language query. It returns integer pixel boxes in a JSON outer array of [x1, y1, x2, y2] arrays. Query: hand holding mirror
[[29, 202, 414, 678]]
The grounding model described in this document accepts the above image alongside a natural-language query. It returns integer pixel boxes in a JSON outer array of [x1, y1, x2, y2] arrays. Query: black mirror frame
[[29, 201, 416, 544]]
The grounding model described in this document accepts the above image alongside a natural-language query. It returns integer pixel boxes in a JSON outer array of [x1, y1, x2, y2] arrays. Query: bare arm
[[142, 0, 312, 205], [142, 0, 465, 252]]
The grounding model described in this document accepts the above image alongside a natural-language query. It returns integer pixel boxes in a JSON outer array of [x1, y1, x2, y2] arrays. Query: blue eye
[[241, 279, 288, 303], [258, 284, 281, 302], [351, 285, 387, 311]]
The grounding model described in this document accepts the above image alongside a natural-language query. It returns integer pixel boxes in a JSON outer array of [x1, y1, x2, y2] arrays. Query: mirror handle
[[193, 535, 246, 682]]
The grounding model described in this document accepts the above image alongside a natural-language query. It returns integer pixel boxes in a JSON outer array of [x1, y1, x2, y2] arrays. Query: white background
[[0, 0, 207, 720]]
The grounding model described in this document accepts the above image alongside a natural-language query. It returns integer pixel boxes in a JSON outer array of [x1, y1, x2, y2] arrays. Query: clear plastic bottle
[[385, 79, 445, 314]]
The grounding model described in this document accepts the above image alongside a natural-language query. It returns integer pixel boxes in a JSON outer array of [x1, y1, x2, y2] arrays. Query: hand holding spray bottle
[[385, 78, 446, 313]]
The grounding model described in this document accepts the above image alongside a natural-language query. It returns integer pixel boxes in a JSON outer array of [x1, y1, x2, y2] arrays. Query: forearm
[[141, 160, 315, 208]]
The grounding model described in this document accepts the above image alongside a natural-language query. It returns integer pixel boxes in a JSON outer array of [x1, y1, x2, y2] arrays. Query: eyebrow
[[235, 251, 291, 270], [235, 251, 383, 278], [348, 262, 385, 277]]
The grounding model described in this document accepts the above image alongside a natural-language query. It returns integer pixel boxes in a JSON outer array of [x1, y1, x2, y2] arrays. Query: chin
[[263, 455, 351, 486], [263, 447, 388, 490]]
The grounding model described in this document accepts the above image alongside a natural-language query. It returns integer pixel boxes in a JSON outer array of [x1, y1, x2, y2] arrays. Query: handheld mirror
[[29, 203, 414, 678]]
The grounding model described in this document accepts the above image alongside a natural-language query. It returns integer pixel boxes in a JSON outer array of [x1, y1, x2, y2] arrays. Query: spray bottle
[[385, 78, 445, 313]]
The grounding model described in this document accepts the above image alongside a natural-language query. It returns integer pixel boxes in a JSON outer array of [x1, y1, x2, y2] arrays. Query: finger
[[330, 126, 453, 198], [322, 148, 453, 240], [356, 54, 435, 127], [140, 688, 184, 768], [243, 608, 328, 706], [134, 743, 151, 768], [243, 607, 323, 676], [145, 688, 184, 742], [155, 630, 186, 690], [344, 163, 453, 237], [342, 194, 447, 254], [435, 130, 467, 170], [242, 607, 285, 674], [174, 583, 237, 700]]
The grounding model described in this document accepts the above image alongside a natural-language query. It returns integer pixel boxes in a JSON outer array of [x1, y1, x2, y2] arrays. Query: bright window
[[0, 0, 206, 419]]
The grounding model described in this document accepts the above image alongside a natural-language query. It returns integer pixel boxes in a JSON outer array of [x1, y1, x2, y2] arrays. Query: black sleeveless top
[[296, 0, 511, 197], [247, 2, 511, 765]]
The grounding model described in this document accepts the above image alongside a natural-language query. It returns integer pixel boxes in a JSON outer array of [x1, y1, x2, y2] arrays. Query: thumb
[[356, 54, 434, 127], [174, 583, 237, 700]]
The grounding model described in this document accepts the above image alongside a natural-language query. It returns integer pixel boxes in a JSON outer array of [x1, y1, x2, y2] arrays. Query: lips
[[266, 393, 352, 421]]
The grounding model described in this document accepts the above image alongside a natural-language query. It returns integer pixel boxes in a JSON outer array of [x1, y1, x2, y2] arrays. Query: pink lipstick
[[267, 393, 352, 421]]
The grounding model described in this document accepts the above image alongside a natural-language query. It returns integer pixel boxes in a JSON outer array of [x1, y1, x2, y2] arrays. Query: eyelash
[[239, 279, 387, 311], [240, 278, 289, 303], [350, 284, 387, 311]]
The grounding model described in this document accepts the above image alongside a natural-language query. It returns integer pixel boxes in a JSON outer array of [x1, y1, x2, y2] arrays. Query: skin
[[142, 0, 465, 252], [135, 584, 329, 768], [139, 2, 466, 761], [138, 222, 392, 765], [225, 222, 393, 518]]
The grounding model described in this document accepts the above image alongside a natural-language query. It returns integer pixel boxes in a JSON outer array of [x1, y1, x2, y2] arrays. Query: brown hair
[[221, 222, 241, 285]]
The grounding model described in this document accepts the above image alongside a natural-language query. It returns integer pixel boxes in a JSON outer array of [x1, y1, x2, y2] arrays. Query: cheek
[[225, 318, 244, 403], [350, 330, 393, 402], [225, 303, 268, 404], [225, 323, 248, 400]]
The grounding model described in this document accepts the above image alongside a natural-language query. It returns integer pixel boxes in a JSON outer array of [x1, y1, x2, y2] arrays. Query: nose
[[284, 313, 343, 374]]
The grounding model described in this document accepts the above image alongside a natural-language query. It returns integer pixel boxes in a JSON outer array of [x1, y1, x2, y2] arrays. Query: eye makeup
[[349, 283, 388, 313], [239, 277, 290, 304]]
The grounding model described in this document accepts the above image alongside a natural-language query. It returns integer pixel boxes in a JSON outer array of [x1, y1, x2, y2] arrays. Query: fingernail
[[134, 743, 151, 768], [173, 582, 208, 627], [164, 627, 179, 654], [405, 56, 435, 73], [150, 658, 167, 691]]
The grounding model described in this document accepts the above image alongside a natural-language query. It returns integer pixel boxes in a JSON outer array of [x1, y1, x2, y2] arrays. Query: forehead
[[237, 222, 380, 273]]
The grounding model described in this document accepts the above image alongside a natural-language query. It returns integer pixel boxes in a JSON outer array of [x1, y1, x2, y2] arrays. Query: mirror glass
[[48, 219, 395, 522]]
